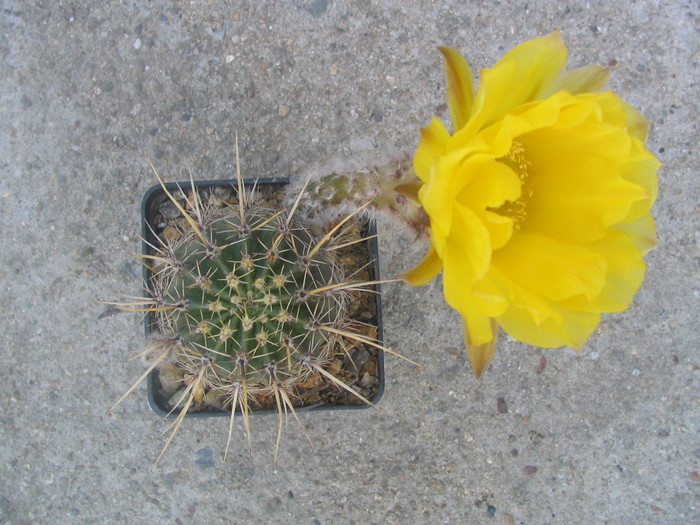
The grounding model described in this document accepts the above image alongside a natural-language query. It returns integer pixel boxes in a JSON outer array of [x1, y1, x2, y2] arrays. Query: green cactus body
[[152, 199, 350, 401]]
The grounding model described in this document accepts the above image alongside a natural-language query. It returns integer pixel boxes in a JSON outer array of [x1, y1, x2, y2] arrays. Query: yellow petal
[[474, 210, 514, 250], [619, 137, 660, 222], [414, 116, 451, 182], [560, 228, 647, 313], [497, 298, 601, 348], [524, 152, 648, 243], [486, 264, 558, 326], [458, 157, 521, 209], [493, 232, 607, 302], [457, 158, 520, 249], [400, 245, 443, 286], [419, 148, 478, 241], [461, 32, 568, 136], [621, 99, 651, 141], [487, 264, 600, 347], [588, 91, 650, 141], [544, 65, 610, 96], [472, 276, 509, 317], [519, 99, 628, 161], [615, 213, 657, 255], [442, 204, 493, 345], [438, 46, 474, 131], [464, 317, 498, 377], [442, 203, 492, 298], [476, 91, 567, 154]]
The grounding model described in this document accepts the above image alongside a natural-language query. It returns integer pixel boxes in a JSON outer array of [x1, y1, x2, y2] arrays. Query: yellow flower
[[403, 33, 659, 376]]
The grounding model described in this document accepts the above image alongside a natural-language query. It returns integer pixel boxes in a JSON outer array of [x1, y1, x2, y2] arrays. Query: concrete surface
[[1, 1, 698, 524]]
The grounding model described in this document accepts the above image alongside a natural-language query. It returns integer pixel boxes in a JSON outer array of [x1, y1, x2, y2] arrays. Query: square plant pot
[[140, 177, 385, 418]]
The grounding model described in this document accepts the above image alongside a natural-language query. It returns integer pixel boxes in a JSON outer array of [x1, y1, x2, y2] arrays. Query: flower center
[[489, 141, 533, 231]]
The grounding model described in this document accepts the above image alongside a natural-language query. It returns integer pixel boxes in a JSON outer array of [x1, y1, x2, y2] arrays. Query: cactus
[[110, 165, 408, 464]]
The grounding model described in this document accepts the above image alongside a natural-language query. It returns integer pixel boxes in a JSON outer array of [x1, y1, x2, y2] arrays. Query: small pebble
[[350, 347, 370, 370], [359, 372, 378, 388], [133, 38, 142, 50], [203, 390, 224, 409], [487, 505, 496, 518], [329, 64, 338, 75], [522, 465, 538, 475], [537, 355, 547, 372], [167, 388, 188, 410], [590, 351, 600, 360], [159, 365, 184, 395], [502, 513, 515, 525], [159, 200, 181, 219], [497, 397, 508, 414], [225, 55, 235, 63], [427, 479, 445, 492], [278, 104, 291, 117], [162, 225, 180, 241], [211, 187, 233, 207]]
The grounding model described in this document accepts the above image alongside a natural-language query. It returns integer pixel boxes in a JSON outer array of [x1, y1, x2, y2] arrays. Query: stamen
[[489, 141, 533, 231]]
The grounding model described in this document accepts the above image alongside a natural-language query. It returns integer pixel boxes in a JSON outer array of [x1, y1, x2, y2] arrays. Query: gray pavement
[[1, 1, 698, 524]]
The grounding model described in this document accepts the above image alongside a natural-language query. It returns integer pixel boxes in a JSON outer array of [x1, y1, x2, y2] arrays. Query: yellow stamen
[[489, 141, 533, 231]]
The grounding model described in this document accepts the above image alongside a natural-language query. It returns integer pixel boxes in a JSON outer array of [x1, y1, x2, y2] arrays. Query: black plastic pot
[[141, 178, 385, 418]]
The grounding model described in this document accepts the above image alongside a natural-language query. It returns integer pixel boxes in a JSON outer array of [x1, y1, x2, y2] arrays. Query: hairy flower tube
[[402, 32, 659, 376]]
